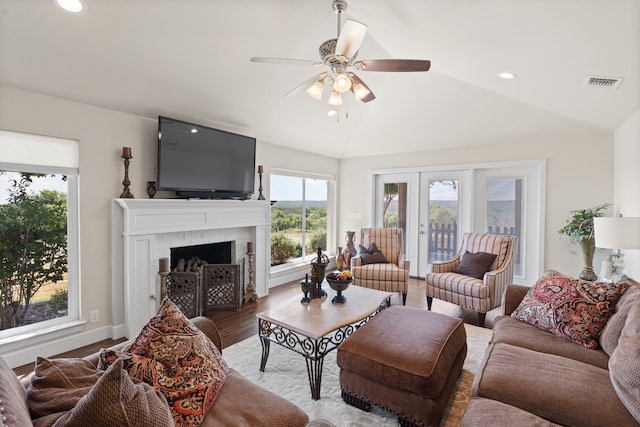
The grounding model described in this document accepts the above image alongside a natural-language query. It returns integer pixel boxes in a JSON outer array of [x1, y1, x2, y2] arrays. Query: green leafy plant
[[270, 233, 297, 266], [50, 289, 68, 313], [558, 203, 609, 244], [558, 203, 609, 280]]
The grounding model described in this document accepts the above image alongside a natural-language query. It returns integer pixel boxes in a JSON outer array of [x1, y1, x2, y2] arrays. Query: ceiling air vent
[[583, 75, 624, 89]]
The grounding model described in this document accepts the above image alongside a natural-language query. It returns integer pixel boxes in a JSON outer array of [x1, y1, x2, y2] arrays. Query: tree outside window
[[0, 171, 69, 330]]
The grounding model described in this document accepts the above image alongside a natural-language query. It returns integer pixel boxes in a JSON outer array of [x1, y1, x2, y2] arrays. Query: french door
[[374, 161, 544, 284]]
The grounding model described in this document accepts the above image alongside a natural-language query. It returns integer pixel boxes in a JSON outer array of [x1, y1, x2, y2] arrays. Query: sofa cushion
[[201, 369, 309, 427], [357, 243, 390, 265], [27, 357, 172, 427], [600, 283, 640, 356], [461, 397, 562, 427], [472, 342, 638, 426], [491, 315, 610, 369], [511, 270, 629, 349], [609, 292, 640, 422], [351, 262, 409, 282], [100, 298, 228, 427], [453, 251, 497, 279], [0, 356, 33, 427]]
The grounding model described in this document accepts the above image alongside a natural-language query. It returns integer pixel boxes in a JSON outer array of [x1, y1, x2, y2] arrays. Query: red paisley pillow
[[511, 270, 629, 349], [100, 298, 228, 427]]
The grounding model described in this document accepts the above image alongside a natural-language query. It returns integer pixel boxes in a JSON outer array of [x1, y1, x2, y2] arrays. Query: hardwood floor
[[13, 277, 499, 376]]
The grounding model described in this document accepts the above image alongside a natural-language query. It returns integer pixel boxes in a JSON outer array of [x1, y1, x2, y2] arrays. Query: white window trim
[[269, 169, 337, 288], [0, 130, 81, 358]]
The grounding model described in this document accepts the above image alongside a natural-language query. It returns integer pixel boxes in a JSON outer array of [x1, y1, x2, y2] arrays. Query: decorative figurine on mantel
[[310, 247, 329, 299]]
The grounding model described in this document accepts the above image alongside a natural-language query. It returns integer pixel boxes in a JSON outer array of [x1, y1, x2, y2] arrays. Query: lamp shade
[[594, 217, 640, 250]]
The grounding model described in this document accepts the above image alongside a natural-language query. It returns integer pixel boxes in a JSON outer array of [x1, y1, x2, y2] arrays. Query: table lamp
[[594, 216, 640, 282]]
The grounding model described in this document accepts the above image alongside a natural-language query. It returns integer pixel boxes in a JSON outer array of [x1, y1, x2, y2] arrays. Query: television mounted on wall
[[157, 116, 256, 199]]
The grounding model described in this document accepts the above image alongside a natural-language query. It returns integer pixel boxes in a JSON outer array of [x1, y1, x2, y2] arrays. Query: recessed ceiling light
[[498, 72, 517, 79], [327, 109, 338, 117], [52, 0, 87, 14], [190, 128, 198, 133]]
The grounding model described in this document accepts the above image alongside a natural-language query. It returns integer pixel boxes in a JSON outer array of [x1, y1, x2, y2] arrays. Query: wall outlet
[[89, 309, 100, 323]]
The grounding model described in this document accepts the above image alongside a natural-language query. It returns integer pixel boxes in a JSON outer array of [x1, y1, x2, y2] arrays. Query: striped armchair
[[425, 232, 517, 326], [350, 228, 410, 304]]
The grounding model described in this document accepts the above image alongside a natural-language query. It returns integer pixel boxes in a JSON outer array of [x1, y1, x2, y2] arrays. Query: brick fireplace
[[111, 199, 271, 339]]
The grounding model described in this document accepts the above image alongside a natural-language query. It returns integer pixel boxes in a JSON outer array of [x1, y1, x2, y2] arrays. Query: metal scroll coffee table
[[257, 285, 393, 400]]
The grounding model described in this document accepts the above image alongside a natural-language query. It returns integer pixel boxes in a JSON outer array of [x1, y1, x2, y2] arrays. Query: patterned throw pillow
[[357, 243, 390, 265], [511, 270, 629, 349], [100, 298, 228, 427]]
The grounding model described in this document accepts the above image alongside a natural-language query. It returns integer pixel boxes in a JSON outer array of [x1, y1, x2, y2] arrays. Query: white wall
[[0, 85, 337, 364], [339, 134, 615, 282], [614, 109, 640, 280]]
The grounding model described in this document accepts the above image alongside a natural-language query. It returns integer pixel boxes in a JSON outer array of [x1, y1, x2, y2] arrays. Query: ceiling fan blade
[[284, 72, 329, 98], [250, 57, 318, 66], [350, 74, 376, 103], [335, 19, 368, 61], [355, 59, 431, 72]]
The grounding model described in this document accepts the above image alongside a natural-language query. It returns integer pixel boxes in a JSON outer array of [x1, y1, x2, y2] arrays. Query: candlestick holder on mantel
[[244, 242, 258, 303], [120, 146, 134, 198], [257, 165, 265, 200]]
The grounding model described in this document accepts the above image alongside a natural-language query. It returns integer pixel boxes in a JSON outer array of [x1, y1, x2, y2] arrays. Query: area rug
[[222, 323, 492, 427]]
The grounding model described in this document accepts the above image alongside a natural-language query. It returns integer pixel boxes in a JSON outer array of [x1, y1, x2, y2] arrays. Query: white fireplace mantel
[[111, 198, 271, 339]]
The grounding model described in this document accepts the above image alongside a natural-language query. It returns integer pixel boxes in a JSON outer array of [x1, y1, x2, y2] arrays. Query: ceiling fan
[[250, 0, 431, 105]]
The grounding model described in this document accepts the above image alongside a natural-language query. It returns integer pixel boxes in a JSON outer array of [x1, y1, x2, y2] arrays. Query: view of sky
[[270, 175, 328, 201], [0, 172, 67, 204]]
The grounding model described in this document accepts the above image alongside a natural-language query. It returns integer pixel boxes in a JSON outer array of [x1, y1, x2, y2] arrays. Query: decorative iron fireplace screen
[[166, 261, 243, 317]]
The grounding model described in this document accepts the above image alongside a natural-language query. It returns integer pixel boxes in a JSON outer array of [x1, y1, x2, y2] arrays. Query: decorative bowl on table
[[326, 271, 353, 304]]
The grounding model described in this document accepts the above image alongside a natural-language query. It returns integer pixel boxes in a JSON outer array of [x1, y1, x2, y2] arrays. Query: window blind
[[0, 129, 79, 174]]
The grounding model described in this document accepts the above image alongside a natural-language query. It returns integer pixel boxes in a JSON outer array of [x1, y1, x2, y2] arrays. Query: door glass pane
[[486, 178, 523, 276], [383, 182, 407, 252], [428, 180, 459, 263]]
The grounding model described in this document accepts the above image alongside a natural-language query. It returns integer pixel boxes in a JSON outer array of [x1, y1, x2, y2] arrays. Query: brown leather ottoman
[[337, 306, 467, 427]]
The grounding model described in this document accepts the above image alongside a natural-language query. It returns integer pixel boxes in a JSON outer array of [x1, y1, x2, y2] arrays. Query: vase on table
[[579, 238, 598, 281], [342, 231, 357, 270], [336, 246, 344, 271]]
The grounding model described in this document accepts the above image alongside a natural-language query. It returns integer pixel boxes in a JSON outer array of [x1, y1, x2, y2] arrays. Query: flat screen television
[[157, 116, 256, 199]]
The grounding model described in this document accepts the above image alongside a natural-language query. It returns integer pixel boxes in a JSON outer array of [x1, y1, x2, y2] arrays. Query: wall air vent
[[583, 75, 624, 89]]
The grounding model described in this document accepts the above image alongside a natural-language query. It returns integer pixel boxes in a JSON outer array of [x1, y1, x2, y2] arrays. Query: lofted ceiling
[[0, 0, 638, 159]]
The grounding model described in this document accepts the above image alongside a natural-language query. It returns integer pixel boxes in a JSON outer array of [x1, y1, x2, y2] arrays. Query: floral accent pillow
[[357, 243, 390, 265], [511, 270, 629, 349], [100, 298, 228, 427]]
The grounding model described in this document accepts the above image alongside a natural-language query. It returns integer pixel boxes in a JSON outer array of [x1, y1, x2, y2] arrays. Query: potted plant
[[559, 203, 609, 281]]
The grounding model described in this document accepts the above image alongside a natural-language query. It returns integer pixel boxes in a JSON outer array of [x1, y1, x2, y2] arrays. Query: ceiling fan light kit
[[333, 73, 352, 93], [306, 81, 325, 100], [328, 91, 343, 106], [251, 0, 430, 105]]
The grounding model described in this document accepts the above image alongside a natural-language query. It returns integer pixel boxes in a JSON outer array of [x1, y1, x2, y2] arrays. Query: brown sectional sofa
[[461, 283, 640, 427], [1, 316, 310, 427]]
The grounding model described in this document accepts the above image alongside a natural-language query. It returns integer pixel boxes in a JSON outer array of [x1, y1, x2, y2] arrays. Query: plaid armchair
[[350, 228, 410, 304], [425, 232, 517, 326]]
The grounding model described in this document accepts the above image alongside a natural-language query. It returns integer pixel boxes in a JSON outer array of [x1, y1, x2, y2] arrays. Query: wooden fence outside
[[429, 223, 518, 263]]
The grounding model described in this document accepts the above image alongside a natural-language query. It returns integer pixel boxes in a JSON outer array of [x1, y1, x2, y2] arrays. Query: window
[[0, 129, 79, 343], [270, 171, 335, 269]]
